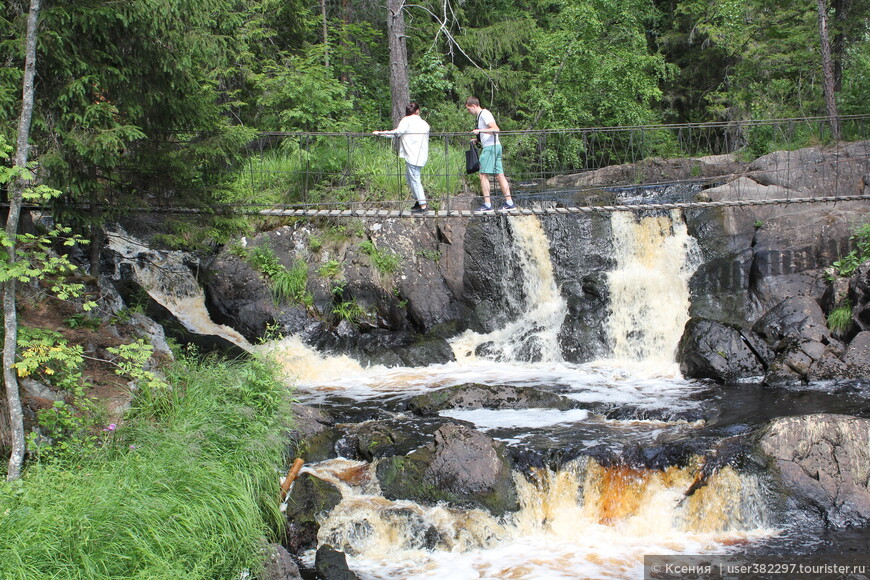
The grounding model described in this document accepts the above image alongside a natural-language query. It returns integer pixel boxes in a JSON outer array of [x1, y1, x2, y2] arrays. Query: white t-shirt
[[477, 109, 500, 148], [386, 114, 430, 166]]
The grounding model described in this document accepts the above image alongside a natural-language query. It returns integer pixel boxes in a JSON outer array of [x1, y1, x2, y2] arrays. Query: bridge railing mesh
[[229, 116, 870, 213]]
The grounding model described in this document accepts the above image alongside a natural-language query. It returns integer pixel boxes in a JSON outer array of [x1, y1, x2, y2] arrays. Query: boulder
[[314, 545, 359, 580], [282, 473, 343, 553], [375, 423, 519, 516], [541, 214, 615, 363], [842, 331, 870, 378], [288, 403, 337, 463], [752, 296, 848, 385], [758, 414, 870, 528], [261, 544, 303, 580], [407, 383, 581, 415], [335, 419, 451, 462], [205, 251, 277, 341], [677, 318, 770, 382]]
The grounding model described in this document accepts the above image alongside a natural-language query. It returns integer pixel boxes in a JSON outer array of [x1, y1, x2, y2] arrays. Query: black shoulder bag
[[466, 112, 482, 173]]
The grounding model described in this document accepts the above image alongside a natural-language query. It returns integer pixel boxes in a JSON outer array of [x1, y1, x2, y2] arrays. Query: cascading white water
[[606, 210, 702, 364], [105, 228, 252, 350], [120, 214, 780, 578], [300, 456, 773, 579], [451, 215, 567, 363]]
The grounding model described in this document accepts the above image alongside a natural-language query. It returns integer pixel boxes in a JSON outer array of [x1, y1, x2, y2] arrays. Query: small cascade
[[606, 211, 702, 364], [105, 228, 252, 350], [299, 457, 773, 579], [451, 215, 567, 363], [262, 335, 364, 385]]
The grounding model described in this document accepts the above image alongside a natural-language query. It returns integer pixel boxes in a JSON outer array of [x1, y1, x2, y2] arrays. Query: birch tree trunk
[[816, 0, 840, 141], [387, 0, 410, 127], [4, 0, 41, 481]]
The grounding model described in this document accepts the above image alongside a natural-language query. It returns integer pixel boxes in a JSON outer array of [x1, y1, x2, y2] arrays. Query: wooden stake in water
[[280, 458, 305, 501]]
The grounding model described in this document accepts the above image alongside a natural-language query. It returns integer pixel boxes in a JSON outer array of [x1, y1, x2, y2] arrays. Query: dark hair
[[405, 101, 421, 116], [465, 96, 480, 107]]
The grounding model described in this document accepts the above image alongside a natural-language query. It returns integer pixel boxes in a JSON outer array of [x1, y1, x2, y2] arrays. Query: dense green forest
[[0, 3, 868, 574], [2, 0, 869, 229]]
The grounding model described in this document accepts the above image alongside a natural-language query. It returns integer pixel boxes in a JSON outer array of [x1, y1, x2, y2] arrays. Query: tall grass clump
[[359, 239, 401, 274], [0, 352, 294, 580], [827, 300, 853, 335], [246, 243, 313, 307]]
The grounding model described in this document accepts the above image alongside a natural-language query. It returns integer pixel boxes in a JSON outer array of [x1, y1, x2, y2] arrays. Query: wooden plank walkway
[[256, 194, 870, 218]]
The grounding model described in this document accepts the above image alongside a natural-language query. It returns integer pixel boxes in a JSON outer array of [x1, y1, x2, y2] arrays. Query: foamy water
[[295, 457, 776, 580], [116, 210, 782, 578], [269, 211, 779, 578]]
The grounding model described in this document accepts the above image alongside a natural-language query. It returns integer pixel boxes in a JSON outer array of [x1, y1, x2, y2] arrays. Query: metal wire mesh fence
[[228, 115, 870, 214]]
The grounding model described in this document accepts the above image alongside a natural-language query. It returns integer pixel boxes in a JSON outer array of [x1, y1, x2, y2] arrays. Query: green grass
[[271, 260, 312, 307], [245, 244, 313, 307], [227, 137, 468, 208], [359, 239, 401, 274], [827, 301, 853, 335], [0, 353, 294, 580]]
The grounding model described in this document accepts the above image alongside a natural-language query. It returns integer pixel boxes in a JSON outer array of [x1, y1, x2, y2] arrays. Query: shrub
[[832, 222, 870, 277]]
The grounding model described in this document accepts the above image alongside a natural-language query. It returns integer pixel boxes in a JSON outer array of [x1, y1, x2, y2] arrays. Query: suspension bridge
[[246, 193, 870, 218], [218, 115, 869, 218], [47, 115, 869, 219]]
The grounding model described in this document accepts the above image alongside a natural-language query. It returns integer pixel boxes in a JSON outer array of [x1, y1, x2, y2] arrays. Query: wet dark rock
[[204, 251, 277, 342], [314, 545, 359, 580], [843, 332, 870, 377], [282, 473, 343, 553], [850, 263, 870, 332], [509, 446, 590, 472], [379, 219, 472, 335], [261, 544, 303, 580], [619, 442, 697, 470], [758, 413, 870, 528], [558, 274, 612, 363], [461, 218, 527, 333], [288, 403, 337, 463], [379, 507, 447, 550], [376, 423, 519, 516], [407, 383, 581, 416], [542, 215, 615, 363], [602, 404, 711, 424], [677, 318, 770, 382], [348, 330, 455, 367], [750, 296, 852, 385], [333, 414, 458, 461]]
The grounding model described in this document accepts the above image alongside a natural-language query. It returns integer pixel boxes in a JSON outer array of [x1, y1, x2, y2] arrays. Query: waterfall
[[105, 228, 253, 351], [606, 211, 702, 364], [451, 215, 567, 363], [300, 457, 772, 579]]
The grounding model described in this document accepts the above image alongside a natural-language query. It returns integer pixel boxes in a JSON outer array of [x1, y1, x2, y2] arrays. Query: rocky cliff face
[[678, 142, 869, 384], [187, 142, 870, 382]]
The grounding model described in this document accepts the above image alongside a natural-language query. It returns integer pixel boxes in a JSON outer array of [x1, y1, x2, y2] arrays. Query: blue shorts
[[479, 144, 504, 175]]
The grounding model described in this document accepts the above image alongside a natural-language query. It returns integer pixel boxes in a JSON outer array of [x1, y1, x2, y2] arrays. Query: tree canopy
[[0, 0, 867, 216]]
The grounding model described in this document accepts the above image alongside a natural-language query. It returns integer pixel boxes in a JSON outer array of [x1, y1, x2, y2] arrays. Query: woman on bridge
[[373, 102, 430, 214]]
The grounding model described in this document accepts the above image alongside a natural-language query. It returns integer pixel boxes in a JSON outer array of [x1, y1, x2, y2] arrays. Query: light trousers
[[405, 163, 426, 205]]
